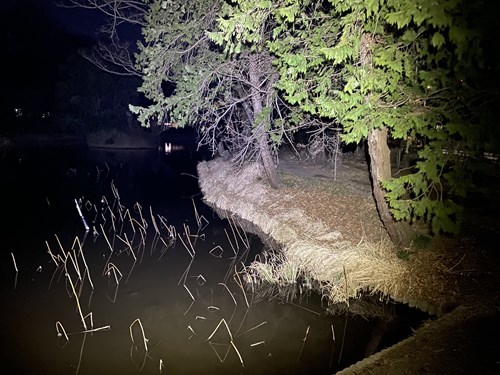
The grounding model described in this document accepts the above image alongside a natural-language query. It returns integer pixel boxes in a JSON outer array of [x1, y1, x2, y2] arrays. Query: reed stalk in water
[[233, 267, 250, 308], [184, 284, 195, 301], [11, 252, 18, 273], [297, 325, 310, 363], [236, 321, 267, 338], [209, 245, 224, 258], [150, 206, 160, 235], [129, 318, 149, 352], [73, 236, 94, 290], [224, 228, 237, 256], [104, 262, 123, 285], [178, 231, 195, 259], [65, 272, 87, 330], [338, 317, 348, 366], [329, 324, 336, 368], [230, 340, 244, 368], [100, 223, 114, 253], [45, 241, 59, 267], [219, 283, 237, 306], [55, 321, 69, 341], [191, 198, 209, 231]]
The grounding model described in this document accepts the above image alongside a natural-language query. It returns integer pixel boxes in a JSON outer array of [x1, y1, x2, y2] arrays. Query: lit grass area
[[197, 159, 464, 315]]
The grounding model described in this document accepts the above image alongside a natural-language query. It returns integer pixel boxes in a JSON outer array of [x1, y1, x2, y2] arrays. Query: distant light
[[14, 108, 23, 117]]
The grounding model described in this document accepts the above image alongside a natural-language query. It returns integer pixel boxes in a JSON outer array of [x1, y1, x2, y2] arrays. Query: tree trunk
[[360, 33, 412, 247], [248, 54, 280, 188], [367, 127, 413, 246], [257, 126, 280, 188]]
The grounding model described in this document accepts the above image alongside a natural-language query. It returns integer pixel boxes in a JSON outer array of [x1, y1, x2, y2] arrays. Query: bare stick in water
[[329, 324, 336, 368], [206, 318, 233, 342], [76, 325, 111, 334], [129, 318, 149, 353], [231, 340, 244, 368], [297, 325, 310, 363], [224, 228, 237, 256], [65, 273, 87, 330], [219, 283, 237, 306], [100, 224, 114, 253], [236, 321, 267, 338], [104, 263, 123, 285], [150, 206, 160, 235], [55, 321, 69, 341], [45, 241, 59, 267], [74, 198, 90, 232], [181, 223, 198, 254], [338, 317, 348, 366], [233, 267, 250, 309], [116, 233, 136, 261], [184, 284, 195, 301], [209, 245, 224, 258], [73, 236, 94, 290], [177, 231, 195, 259], [250, 341, 265, 347], [11, 252, 18, 273]]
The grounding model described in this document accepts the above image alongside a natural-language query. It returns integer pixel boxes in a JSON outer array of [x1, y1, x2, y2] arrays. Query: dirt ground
[[275, 148, 500, 375]]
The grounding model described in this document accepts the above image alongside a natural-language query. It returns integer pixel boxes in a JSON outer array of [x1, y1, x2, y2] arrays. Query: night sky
[[1, 0, 104, 37]]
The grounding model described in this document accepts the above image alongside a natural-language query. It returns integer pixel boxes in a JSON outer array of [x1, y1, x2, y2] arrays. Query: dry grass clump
[[244, 239, 414, 307]]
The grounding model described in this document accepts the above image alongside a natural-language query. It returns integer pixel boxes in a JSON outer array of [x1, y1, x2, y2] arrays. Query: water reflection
[[0, 146, 411, 375]]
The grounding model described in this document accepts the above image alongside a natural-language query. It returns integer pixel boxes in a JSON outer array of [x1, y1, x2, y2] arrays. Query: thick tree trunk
[[367, 127, 413, 246], [360, 33, 412, 247], [248, 54, 280, 188]]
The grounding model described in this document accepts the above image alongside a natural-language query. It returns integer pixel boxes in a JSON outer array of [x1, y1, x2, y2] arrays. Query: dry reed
[[150, 206, 160, 235], [177, 231, 195, 259], [55, 321, 69, 341], [184, 284, 195, 301], [209, 245, 224, 258], [73, 236, 94, 290], [219, 282, 237, 306], [297, 325, 310, 363], [46, 241, 60, 267], [65, 272, 87, 330], [129, 318, 149, 352], [235, 321, 267, 338], [11, 252, 18, 273]]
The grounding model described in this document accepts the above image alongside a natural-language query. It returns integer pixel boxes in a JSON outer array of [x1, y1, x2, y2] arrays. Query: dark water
[[0, 144, 424, 375]]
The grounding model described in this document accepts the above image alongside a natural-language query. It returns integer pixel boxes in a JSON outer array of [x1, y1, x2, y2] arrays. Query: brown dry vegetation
[[197, 149, 500, 374]]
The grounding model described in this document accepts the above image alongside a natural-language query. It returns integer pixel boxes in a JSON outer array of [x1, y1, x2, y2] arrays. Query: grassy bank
[[196, 158, 477, 315]]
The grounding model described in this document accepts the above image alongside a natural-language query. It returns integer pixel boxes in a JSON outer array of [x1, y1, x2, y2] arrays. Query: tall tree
[[242, 0, 486, 245], [129, 0, 283, 187], [65, 1, 282, 187]]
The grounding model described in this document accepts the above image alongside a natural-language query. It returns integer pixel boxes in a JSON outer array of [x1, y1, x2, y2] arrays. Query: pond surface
[[0, 143, 423, 374]]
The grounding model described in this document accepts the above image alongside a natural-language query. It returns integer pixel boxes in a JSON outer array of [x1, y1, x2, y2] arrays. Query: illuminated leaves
[[132, 0, 484, 235]]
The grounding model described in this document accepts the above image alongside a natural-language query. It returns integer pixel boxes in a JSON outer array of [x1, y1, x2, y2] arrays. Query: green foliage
[[131, 0, 224, 128], [131, 0, 492, 234], [266, 0, 485, 234]]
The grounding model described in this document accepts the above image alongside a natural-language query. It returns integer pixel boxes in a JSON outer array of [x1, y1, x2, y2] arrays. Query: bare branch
[[79, 38, 141, 76]]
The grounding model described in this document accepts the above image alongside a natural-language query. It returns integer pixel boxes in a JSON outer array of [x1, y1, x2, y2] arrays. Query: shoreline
[[197, 157, 500, 374]]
